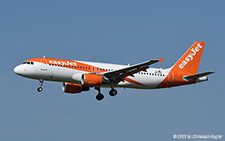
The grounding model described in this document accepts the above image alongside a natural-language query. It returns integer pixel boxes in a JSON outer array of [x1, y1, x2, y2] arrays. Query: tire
[[109, 89, 117, 96], [37, 87, 43, 92], [96, 93, 104, 101]]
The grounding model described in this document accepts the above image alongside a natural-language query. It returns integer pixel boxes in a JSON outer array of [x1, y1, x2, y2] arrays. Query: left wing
[[102, 58, 164, 84]]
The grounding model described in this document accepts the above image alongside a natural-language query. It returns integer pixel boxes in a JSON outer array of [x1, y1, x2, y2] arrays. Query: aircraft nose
[[14, 65, 21, 74]]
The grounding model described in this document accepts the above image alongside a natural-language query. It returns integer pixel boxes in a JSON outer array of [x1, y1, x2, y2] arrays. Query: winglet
[[158, 58, 164, 63]]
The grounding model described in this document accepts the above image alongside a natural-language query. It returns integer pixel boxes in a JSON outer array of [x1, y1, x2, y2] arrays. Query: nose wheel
[[37, 79, 44, 92], [37, 87, 43, 92], [95, 87, 104, 101]]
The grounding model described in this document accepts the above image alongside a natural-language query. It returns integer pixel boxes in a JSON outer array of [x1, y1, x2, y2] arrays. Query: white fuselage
[[14, 60, 170, 89], [13, 41, 213, 101]]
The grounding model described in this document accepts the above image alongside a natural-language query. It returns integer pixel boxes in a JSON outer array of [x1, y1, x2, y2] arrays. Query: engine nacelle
[[62, 82, 90, 94], [72, 73, 83, 84], [196, 76, 208, 83], [81, 74, 109, 87]]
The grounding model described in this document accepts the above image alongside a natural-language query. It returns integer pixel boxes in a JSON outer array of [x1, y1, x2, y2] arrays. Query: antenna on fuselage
[[43, 55, 46, 58]]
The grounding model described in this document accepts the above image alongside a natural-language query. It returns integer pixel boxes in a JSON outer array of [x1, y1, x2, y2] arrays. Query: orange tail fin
[[171, 41, 205, 75]]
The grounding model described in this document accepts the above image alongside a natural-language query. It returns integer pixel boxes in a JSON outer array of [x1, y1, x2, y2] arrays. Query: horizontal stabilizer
[[184, 72, 215, 81]]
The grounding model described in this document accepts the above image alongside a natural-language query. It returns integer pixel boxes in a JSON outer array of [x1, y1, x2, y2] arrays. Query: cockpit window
[[22, 61, 34, 65]]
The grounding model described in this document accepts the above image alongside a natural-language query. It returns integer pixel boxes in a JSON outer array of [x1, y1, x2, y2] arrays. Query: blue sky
[[0, 0, 224, 140]]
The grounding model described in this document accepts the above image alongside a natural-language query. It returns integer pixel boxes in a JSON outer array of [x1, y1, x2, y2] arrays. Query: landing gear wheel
[[37, 79, 44, 92], [37, 87, 43, 92], [95, 87, 104, 101], [109, 89, 117, 96], [96, 93, 104, 101]]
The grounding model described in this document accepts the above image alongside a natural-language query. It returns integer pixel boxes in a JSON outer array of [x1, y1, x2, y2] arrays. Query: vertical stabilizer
[[171, 41, 205, 75]]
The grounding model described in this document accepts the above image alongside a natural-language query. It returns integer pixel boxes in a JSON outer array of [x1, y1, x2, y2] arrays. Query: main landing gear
[[109, 83, 117, 97], [94, 87, 118, 101], [95, 87, 104, 101], [37, 79, 44, 92], [109, 88, 117, 97]]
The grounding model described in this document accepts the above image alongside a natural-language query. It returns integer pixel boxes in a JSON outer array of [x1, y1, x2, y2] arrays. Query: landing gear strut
[[95, 87, 104, 101], [109, 88, 117, 96], [37, 79, 44, 92]]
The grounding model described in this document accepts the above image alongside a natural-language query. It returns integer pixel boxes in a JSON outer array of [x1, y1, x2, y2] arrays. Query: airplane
[[14, 41, 214, 101]]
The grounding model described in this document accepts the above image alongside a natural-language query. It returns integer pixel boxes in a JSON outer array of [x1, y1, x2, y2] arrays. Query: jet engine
[[62, 82, 90, 94], [81, 74, 109, 87]]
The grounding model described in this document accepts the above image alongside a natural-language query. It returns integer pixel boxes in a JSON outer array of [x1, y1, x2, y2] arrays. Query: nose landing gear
[[37, 87, 43, 92], [37, 79, 44, 92]]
